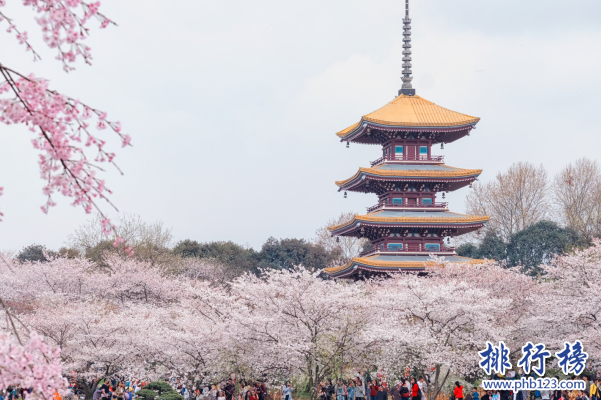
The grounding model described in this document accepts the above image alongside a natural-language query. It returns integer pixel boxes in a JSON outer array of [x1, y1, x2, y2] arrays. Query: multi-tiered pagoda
[[324, 0, 489, 279]]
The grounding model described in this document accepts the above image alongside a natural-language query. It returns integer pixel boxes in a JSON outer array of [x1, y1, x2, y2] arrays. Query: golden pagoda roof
[[335, 164, 482, 187], [328, 211, 489, 232], [337, 95, 480, 137], [324, 254, 485, 275]]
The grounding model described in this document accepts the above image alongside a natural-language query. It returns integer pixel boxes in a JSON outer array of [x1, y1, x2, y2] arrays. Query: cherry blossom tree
[[537, 240, 601, 361], [0, 252, 238, 396], [0, 1, 129, 237], [372, 260, 538, 397], [3, 249, 582, 398], [228, 268, 378, 399], [151, 298, 232, 385], [0, 253, 186, 397], [0, 330, 67, 399]]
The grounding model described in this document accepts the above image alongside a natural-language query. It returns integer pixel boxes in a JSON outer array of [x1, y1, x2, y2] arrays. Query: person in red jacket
[[411, 379, 419, 400], [369, 381, 379, 400], [454, 382, 464, 400]]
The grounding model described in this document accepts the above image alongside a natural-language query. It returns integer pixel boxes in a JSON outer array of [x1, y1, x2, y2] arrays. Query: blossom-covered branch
[[0, 66, 130, 235], [0, 1, 128, 240], [1, 0, 116, 70], [0, 332, 67, 399]]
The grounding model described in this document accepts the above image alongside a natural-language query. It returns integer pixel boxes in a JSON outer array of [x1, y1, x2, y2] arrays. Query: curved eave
[[335, 167, 483, 189], [337, 120, 479, 143], [327, 214, 489, 234], [324, 257, 486, 278]]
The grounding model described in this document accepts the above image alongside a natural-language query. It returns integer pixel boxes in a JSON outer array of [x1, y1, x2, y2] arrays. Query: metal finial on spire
[[399, 0, 416, 96]]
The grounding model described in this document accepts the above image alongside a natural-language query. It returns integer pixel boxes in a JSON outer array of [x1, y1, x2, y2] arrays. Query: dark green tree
[[173, 240, 258, 274], [478, 232, 507, 261], [16, 244, 56, 263], [456, 242, 480, 259], [172, 239, 203, 258], [258, 237, 338, 270], [136, 382, 184, 400], [136, 390, 159, 400], [506, 220, 585, 275], [145, 382, 174, 394]]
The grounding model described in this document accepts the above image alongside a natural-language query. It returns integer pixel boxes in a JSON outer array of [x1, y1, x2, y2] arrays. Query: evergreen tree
[[172, 240, 258, 274], [506, 220, 585, 275], [456, 243, 480, 259], [478, 232, 507, 261], [258, 237, 338, 271], [16, 244, 56, 263]]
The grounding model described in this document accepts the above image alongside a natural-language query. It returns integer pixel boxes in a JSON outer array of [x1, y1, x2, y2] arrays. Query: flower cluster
[[1, 0, 115, 69], [0, 69, 128, 234], [0, 0, 125, 238], [0, 331, 67, 399], [3, 241, 601, 395]]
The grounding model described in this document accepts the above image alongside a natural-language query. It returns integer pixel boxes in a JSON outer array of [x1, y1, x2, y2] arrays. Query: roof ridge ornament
[[399, 0, 416, 96]]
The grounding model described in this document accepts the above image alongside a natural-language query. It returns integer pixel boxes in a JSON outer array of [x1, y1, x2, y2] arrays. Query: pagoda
[[324, 0, 489, 279]]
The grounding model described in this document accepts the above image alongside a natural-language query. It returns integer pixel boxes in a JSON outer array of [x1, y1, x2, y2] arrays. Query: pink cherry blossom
[[2, 246, 597, 395], [1, 0, 115, 70], [0, 331, 67, 399], [0, 1, 127, 241]]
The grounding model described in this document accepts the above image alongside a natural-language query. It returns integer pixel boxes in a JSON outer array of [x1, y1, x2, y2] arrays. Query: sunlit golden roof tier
[[337, 95, 480, 144], [324, 254, 485, 279], [337, 163, 482, 193], [328, 210, 489, 238]]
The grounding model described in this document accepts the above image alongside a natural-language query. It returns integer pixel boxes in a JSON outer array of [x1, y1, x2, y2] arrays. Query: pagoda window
[[419, 146, 428, 156], [425, 243, 440, 252], [395, 145, 404, 154], [388, 243, 403, 251], [422, 198, 433, 205], [392, 198, 403, 205]]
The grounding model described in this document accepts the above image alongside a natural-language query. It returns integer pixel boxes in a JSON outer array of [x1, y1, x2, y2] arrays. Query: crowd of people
[[3, 370, 601, 400], [315, 372, 601, 400], [318, 371, 429, 400], [86, 377, 270, 400]]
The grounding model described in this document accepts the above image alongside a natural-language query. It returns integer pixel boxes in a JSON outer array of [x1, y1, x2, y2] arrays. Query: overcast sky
[[2, 0, 601, 252]]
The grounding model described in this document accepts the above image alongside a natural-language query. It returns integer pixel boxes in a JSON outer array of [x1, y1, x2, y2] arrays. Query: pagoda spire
[[399, 0, 416, 96]]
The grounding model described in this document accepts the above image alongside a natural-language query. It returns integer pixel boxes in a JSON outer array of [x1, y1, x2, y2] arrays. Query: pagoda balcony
[[366, 202, 448, 213], [370, 154, 444, 167], [359, 244, 456, 258]]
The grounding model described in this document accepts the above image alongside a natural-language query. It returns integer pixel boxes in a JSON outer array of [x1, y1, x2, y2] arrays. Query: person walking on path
[[390, 383, 401, 400], [369, 382, 378, 400], [355, 380, 365, 400], [224, 380, 235, 400], [281, 382, 293, 400], [590, 381, 598, 400], [454, 383, 464, 400], [335, 381, 345, 400], [348, 382, 356, 400], [411, 379, 420, 400], [418, 378, 428, 400], [376, 386, 388, 400]]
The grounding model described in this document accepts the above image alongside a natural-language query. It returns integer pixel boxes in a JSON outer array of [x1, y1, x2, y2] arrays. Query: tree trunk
[[431, 364, 450, 400], [310, 365, 321, 400], [78, 378, 99, 400]]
